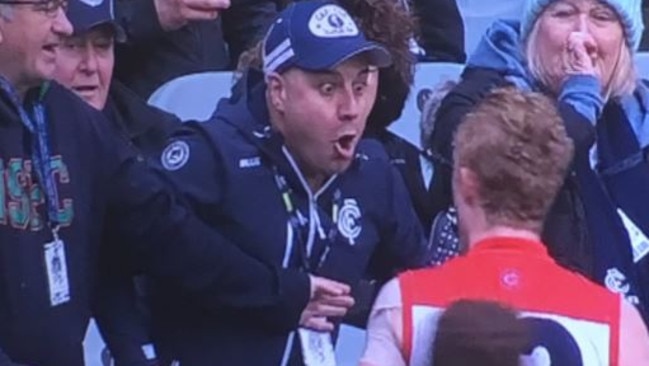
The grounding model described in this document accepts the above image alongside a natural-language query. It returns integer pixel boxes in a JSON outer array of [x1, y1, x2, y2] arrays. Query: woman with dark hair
[[343, 0, 436, 231]]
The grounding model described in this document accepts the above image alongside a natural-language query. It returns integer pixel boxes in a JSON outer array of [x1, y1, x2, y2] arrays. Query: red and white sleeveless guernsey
[[399, 237, 621, 366]]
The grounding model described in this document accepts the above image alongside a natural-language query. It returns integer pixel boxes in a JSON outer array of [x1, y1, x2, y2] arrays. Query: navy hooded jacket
[[149, 69, 429, 365], [0, 82, 310, 366]]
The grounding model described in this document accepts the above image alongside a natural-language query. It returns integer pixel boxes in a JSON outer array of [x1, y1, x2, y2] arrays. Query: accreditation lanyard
[[0, 79, 60, 236], [272, 166, 340, 273]]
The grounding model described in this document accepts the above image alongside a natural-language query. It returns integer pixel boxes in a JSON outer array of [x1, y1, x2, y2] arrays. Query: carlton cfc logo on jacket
[[337, 198, 362, 245]]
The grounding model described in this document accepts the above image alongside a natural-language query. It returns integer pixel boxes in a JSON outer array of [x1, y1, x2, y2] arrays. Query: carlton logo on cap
[[308, 4, 359, 38], [79, 0, 104, 6]]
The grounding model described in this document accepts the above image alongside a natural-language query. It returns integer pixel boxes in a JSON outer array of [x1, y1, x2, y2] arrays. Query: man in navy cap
[[0, 0, 354, 365], [150, 0, 429, 364]]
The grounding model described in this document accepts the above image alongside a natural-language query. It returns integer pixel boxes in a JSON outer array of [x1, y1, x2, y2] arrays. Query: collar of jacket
[[0, 81, 49, 127]]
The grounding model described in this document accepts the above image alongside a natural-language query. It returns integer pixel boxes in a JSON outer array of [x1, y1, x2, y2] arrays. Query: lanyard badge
[[0, 79, 70, 307]]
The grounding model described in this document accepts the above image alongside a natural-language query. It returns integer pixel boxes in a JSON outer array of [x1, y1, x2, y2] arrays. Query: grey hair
[[420, 80, 458, 150], [525, 19, 637, 100], [0, 4, 12, 20]]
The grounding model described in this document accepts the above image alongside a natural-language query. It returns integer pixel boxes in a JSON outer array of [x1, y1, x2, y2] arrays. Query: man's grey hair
[[420, 80, 458, 150], [0, 4, 13, 20]]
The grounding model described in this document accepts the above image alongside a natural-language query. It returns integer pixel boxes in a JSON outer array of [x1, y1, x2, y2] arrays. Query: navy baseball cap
[[262, 0, 392, 74], [66, 0, 126, 42]]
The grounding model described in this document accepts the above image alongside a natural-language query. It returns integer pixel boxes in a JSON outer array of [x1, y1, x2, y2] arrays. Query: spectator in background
[[410, 0, 466, 62], [56, 0, 180, 154], [340, 0, 436, 232], [149, 1, 429, 363], [53, 1, 182, 364], [113, 0, 277, 99], [427, 0, 649, 323], [433, 300, 528, 366], [360, 87, 649, 366]]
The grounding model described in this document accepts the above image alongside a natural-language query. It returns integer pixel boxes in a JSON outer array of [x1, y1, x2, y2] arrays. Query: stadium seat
[[388, 62, 464, 148], [148, 71, 236, 121], [456, 0, 524, 56]]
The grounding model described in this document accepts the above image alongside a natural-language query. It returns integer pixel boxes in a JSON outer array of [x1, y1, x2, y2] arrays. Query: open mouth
[[72, 85, 99, 98], [333, 133, 358, 159], [42, 44, 58, 53]]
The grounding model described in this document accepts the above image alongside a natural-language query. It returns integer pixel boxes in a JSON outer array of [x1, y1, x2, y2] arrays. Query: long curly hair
[[339, 0, 417, 131]]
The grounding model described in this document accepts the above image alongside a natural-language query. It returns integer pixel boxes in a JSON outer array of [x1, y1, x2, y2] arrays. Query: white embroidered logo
[[337, 198, 362, 245], [308, 5, 359, 38], [239, 157, 261, 168], [605, 267, 640, 305], [161, 140, 190, 171]]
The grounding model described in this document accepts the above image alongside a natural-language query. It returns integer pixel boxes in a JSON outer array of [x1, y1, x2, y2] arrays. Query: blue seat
[[147, 71, 236, 122], [388, 62, 464, 148], [457, 0, 525, 56]]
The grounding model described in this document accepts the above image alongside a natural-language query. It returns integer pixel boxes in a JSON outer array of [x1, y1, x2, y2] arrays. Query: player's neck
[[468, 226, 540, 250]]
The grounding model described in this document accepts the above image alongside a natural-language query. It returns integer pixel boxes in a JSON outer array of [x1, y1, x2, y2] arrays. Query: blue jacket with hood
[[150, 69, 429, 365], [428, 20, 649, 324], [0, 81, 311, 366]]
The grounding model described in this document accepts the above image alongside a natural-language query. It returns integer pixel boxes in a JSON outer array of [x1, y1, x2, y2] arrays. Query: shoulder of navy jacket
[[356, 138, 390, 162], [252, 125, 272, 139]]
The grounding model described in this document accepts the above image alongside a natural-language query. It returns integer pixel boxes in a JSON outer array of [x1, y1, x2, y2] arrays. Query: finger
[[582, 37, 598, 59], [317, 294, 355, 308], [302, 317, 335, 332], [313, 277, 350, 296], [184, 0, 230, 10], [309, 303, 350, 318], [180, 8, 221, 21]]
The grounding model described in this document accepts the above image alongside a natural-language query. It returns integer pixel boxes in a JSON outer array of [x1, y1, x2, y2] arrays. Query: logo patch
[[161, 141, 190, 171], [500, 269, 521, 289], [605, 267, 640, 305], [337, 198, 362, 245], [308, 5, 359, 38], [239, 157, 261, 168]]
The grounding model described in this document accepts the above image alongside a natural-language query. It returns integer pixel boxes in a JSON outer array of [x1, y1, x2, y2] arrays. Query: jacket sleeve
[[92, 242, 156, 366], [369, 165, 429, 281], [98, 117, 310, 330], [222, 0, 277, 67], [557, 75, 600, 155], [114, 0, 165, 44], [412, 0, 466, 62], [0, 349, 24, 366], [428, 67, 509, 218]]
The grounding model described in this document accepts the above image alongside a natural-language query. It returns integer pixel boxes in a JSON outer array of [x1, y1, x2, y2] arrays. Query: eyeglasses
[[0, 0, 68, 16]]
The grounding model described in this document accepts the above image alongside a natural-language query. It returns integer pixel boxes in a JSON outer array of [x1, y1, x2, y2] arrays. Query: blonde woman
[[427, 0, 649, 323]]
